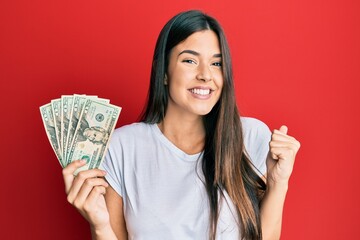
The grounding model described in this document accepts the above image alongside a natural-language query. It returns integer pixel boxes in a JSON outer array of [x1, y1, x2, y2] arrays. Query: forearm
[[260, 181, 288, 240], [91, 223, 118, 240]]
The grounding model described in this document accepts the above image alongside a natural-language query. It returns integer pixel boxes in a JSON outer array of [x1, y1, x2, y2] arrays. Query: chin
[[193, 107, 214, 116]]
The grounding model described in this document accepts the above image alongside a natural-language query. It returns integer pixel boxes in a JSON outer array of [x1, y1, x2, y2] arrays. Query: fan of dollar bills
[[40, 94, 121, 173]]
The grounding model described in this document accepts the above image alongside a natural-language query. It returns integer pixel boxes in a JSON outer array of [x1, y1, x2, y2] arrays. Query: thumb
[[62, 160, 87, 193], [279, 125, 288, 135]]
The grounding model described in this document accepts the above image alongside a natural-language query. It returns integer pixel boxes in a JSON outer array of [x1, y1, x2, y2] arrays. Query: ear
[[164, 74, 168, 85]]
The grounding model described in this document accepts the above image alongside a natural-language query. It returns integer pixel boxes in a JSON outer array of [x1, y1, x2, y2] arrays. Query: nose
[[196, 63, 212, 82]]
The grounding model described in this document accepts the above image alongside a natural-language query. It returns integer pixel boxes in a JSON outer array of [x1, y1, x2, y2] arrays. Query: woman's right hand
[[63, 160, 110, 231]]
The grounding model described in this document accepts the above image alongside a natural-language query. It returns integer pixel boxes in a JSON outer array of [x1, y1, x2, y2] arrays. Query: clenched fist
[[266, 125, 301, 186]]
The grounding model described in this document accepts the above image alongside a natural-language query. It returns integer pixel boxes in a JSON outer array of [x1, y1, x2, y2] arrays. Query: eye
[[212, 61, 222, 67], [182, 59, 197, 64]]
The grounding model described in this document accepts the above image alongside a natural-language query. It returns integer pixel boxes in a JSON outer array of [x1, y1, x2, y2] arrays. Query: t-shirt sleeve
[[101, 129, 124, 197], [241, 117, 272, 176]]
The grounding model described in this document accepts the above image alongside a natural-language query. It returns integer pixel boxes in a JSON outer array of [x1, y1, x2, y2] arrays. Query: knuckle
[[66, 195, 74, 204], [62, 168, 70, 176], [95, 186, 105, 194], [73, 199, 82, 209], [272, 134, 281, 141], [84, 178, 95, 187], [96, 169, 106, 176], [271, 133, 276, 140], [77, 172, 86, 181], [290, 142, 300, 152], [83, 202, 92, 213], [94, 186, 102, 193]]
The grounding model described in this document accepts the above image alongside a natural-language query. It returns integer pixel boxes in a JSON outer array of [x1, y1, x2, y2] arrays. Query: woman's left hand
[[266, 125, 301, 186]]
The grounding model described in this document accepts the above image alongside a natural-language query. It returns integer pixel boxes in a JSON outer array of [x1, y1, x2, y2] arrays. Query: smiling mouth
[[189, 88, 213, 96]]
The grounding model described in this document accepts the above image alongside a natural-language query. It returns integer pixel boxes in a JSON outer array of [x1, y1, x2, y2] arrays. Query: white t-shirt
[[103, 117, 271, 240]]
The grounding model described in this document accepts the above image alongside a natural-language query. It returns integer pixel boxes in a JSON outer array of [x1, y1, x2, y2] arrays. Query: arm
[[260, 126, 300, 240], [100, 185, 128, 240], [260, 177, 288, 240], [90, 188, 128, 240]]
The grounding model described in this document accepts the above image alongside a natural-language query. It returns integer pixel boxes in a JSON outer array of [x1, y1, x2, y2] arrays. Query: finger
[[270, 146, 298, 161], [279, 125, 288, 134], [73, 178, 109, 208], [83, 186, 107, 213], [271, 152, 278, 160], [270, 140, 300, 150], [62, 160, 87, 193], [272, 130, 297, 143], [270, 134, 301, 151], [67, 169, 107, 204]]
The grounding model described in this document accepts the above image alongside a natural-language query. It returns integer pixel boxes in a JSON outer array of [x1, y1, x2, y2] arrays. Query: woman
[[63, 10, 300, 240]]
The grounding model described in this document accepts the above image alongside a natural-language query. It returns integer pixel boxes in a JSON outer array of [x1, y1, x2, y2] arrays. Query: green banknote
[[40, 94, 121, 172], [65, 95, 110, 162], [67, 99, 121, 173], [61, 95, 74, 162], [64, 95, 88, 163], [51, 99, 63, 160], [40, 103, 64, 167]]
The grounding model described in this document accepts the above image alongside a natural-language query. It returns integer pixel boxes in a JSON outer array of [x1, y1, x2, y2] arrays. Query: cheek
[[168, 82, 184, 101], [215, 75, 224, 90], [169, 65, 196, 84], [168, 71, 194, 96]]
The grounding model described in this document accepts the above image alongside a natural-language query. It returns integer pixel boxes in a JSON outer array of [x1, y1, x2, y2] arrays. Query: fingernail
[[79, 159, 86, 163], [102, 170, 107, 175]]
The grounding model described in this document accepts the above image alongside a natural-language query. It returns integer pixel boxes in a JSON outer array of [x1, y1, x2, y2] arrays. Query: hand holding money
[[40, 94, 121, 173], [63, 160, 112, 232]]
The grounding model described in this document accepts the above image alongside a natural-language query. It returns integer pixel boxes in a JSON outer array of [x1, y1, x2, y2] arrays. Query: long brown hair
[[140, 10, 266, 239]]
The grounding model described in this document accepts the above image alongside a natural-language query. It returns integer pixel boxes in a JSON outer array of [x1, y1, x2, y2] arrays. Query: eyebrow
[[178, 50, 222, 58]]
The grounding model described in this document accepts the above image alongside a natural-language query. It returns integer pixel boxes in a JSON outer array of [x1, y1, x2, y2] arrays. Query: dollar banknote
[[51, 99, 62, 156], [61, 96, 74, 162], [64, 95, 87, 162], [64, 95, 110, 162], [67, 99, 121, 173], [40, 103, 64, 167], [40, 95, 121, 173]]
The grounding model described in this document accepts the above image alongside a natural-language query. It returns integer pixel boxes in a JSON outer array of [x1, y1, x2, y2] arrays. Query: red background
[[1, 0, 359, 239]]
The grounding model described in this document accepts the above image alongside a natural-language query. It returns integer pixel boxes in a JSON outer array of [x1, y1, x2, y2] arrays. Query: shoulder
[[241, 116, 270, 136], [240, 116, 271, 146], [103, 124, 153, 198], [111, 122, 152, 140], [107, 122, 155, 151], [114, 121, 150, 133], [240, 116, 271, 175]]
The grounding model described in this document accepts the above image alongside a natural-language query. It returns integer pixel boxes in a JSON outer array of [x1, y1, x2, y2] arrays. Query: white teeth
[[191, 89, 210, 95]]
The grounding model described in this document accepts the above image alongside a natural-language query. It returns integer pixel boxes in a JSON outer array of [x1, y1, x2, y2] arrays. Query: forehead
[[173, 30, 221, 54]]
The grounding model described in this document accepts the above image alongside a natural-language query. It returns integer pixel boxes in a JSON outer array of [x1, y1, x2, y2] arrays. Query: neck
[[158, 109, 205, 155]]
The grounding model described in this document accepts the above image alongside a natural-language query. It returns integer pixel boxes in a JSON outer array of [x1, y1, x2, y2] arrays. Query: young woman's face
[[166, 30, 223, 117]]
